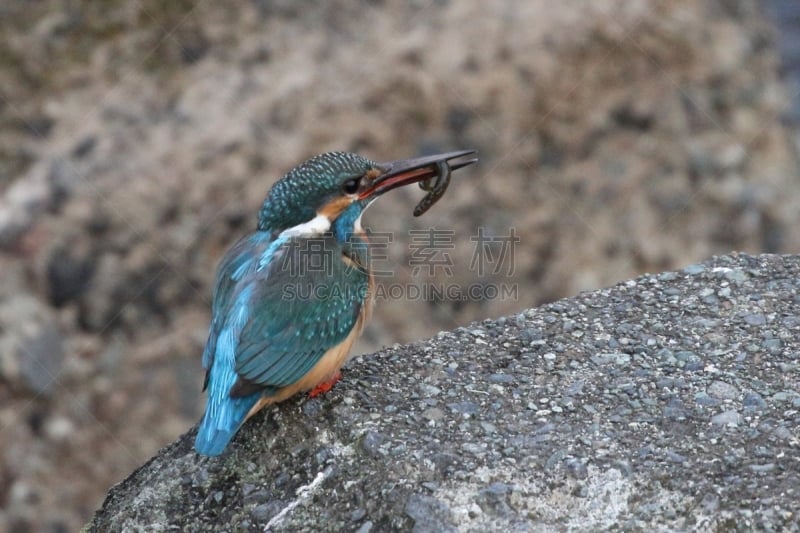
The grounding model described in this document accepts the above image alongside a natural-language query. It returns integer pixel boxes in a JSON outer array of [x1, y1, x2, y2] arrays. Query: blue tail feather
[[195, 293, 256, 456], [195, 393, 259, 456]]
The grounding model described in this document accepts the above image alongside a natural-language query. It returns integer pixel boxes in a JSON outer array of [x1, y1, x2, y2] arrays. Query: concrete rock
[[88, 254, 800, 532]]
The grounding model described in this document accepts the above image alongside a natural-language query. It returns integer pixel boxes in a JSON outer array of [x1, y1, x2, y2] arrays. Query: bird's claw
[[308, 370, 343, 398]]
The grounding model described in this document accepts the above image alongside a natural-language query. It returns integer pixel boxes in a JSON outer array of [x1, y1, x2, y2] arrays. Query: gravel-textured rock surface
[[89, 253, 800, 532]]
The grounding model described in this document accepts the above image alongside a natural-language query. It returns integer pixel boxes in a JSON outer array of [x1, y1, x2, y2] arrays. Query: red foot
[[308, 371, 342, 398]]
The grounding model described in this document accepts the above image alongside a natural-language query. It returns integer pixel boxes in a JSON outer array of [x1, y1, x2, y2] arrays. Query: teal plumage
[[195, 150, 477, 456], [196, 154, 373, 456], [196, 230, 367, 455], [258, 152, 377, 232]]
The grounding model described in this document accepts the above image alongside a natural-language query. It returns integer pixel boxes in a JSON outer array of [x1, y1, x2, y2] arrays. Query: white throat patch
[[279, 213, 331, 238], [353, 213, 364, 234]]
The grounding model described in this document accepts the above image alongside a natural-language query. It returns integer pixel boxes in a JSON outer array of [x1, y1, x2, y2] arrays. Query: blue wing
[[195, 231, 368, 455]]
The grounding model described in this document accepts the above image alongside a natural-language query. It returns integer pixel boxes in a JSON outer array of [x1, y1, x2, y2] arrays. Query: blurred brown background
[[1, 0, 799, 530]]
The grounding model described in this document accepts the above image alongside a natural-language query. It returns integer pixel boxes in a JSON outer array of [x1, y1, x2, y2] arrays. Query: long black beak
[[358, 149, 478, 200]]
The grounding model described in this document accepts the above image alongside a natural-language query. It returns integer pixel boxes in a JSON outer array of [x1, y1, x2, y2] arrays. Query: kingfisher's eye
[[342, 177, 360, 195]]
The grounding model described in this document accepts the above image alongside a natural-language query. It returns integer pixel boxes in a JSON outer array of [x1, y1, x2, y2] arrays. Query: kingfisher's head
[[257, 150, 476, 240]]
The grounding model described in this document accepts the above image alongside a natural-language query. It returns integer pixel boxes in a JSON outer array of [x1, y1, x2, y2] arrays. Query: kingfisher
[[195, 149, 477, 456]]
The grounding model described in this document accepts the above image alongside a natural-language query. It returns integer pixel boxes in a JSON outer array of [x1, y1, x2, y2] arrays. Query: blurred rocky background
[[0, 0, 799, 530]]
